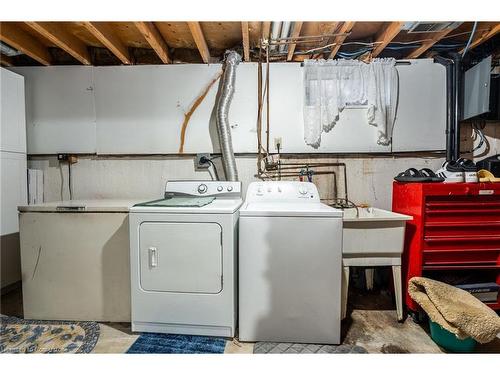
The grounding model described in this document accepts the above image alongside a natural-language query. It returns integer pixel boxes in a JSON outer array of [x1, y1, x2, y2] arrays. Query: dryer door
[[139, 222, 222, 294]]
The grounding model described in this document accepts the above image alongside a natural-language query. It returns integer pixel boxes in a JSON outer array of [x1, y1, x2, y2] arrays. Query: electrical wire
[[68, 162, 73, 200], [462, 21, 478, 57], [206, 159, 220, 181]]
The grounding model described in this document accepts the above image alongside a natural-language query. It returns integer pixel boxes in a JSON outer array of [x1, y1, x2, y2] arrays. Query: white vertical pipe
[[270, 22, 282, 52], [279, 22, 292, 53]]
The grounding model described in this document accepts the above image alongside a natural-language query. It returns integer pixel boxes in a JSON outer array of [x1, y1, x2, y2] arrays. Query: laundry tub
[[341, 207, 412, 321], [343, 207, 412, 257]]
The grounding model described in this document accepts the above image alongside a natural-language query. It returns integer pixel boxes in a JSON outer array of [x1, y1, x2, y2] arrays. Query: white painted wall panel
[[10, 66, 96, 154], [12, 61, 446, 155], [392, 59, 447, 152], [0, 68, 26, 153], [94, 64, 258, 154]]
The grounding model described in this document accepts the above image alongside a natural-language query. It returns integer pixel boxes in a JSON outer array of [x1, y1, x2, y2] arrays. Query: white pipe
[[270, 22, 282, 51], [278, 22, 292, 53]]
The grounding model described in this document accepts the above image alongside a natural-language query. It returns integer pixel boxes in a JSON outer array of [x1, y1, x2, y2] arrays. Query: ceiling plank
[[241, 21, 250, 61], [187, 22, 211, 63], [287, 21, 303, 61], [134, 22, 171, 64], [328, 21, 356, 59], [460, 24, 500, 53], [261, 21, 271, 41], [405, 28, 454, 59], [82, 22, 131, 64], [0, 53, 14, 67], [371, 22, 404, 57], [0, 22, 51, 65], [25, 22, 91, 65]]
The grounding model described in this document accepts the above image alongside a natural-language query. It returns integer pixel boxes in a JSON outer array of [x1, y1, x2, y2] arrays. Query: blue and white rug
[[127, 333, 226, 354], [0, 316, 99, 354]]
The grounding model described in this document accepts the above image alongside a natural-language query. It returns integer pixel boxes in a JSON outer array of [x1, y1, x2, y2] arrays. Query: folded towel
[[408, 277, 500, 343]]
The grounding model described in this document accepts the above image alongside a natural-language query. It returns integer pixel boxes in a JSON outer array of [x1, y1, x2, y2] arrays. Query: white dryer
[[238, 181, 343, 344], [129, 180, 242, 337]]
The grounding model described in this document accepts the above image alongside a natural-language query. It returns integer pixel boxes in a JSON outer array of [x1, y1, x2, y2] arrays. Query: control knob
[[197, 184, 208, 194]]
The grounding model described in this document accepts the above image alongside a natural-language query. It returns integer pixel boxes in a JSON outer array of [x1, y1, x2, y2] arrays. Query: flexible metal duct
[[216, 50, 241, 181]]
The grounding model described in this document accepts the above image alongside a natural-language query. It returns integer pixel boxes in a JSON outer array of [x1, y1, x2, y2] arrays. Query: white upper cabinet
[[10, 66, 96, 154], [1, 68, 26, 153]]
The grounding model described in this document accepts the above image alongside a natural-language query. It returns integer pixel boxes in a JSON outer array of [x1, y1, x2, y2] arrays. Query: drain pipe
[[449, 52, 462, 161], [215, 50, 241, 181], [434, 55, 455, 161]]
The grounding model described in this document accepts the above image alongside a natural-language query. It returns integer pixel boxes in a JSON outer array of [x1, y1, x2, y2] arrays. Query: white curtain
[[303, 58, 398, 148]]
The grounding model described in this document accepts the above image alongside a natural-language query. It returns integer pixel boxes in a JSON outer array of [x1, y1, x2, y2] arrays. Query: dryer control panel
[[165, 180, 242, 198], [245, 181, 320, 202]]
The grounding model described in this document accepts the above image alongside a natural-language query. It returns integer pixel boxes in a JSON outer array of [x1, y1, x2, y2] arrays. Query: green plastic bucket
[[429, 320, 477, 353]]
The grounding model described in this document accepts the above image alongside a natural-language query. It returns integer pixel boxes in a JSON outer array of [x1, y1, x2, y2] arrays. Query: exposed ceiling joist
[[460, 24, 500, 53], [25, 22, 92, 65], [134, 22, 171, 64], [82, 22, 131, 64], [0, 23, 51, 65], [287, 21, 303, 61], [405, 28, 454, 59], [371, 22, 404, 57], [0, 53, 14, 67], [328, 21, 355, 59], [241, 21, 250, 61], [187, 22, 211, 64]]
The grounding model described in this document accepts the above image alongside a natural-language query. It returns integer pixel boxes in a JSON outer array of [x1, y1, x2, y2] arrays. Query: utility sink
[[342, 207, 412, 256]]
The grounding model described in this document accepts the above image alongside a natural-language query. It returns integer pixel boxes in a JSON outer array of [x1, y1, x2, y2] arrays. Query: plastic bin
[[429, 320, 477, 353]]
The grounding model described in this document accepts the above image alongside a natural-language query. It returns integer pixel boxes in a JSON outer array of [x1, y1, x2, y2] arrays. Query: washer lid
[[239, 202, 343, 218]]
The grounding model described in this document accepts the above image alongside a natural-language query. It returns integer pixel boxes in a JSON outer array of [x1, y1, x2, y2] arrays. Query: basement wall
[[28, 122, 499, 210]]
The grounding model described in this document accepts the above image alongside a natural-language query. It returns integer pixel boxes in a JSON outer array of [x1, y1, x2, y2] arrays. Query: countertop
[[18, 199, 150, 213]]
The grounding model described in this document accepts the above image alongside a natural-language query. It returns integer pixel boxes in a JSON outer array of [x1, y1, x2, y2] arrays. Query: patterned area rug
[[253, 342, 368, 354], [127, 333, 226, 354], [0, 316, 99, 353]]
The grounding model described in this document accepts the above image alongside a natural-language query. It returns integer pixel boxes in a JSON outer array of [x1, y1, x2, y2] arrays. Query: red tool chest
[[392, 182, 500, 313]]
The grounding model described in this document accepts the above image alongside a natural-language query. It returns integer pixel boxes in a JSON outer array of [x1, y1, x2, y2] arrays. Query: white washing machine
[[239, 181, 343, 344], [129, 180, 242, 337]]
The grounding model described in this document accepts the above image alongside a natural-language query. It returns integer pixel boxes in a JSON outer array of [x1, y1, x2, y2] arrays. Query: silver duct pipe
[[215, 50, 241, 181]]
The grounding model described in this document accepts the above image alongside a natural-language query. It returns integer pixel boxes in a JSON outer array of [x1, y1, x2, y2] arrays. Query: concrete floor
[[1, 285, 499, 354]]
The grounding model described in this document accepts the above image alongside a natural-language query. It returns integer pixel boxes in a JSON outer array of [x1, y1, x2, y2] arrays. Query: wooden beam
[[134, 22, 171, 64], [328, 21, 355, 59], [0, 53, 14, 67], [406, 28, 454, 59], [287, 21, 303, 61], [241, 22, 250, 62], [187, 22, 210, 63], [82, 22, 131, 64], [460, 24, 500, 53], [261, 21, 271, 40], [25, 22, 91, 65], [0, 22, 51, 65], [371, 22, 404, 57]]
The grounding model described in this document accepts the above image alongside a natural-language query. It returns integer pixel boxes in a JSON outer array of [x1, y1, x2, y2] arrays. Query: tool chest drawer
[[392, 182, 500, 312]]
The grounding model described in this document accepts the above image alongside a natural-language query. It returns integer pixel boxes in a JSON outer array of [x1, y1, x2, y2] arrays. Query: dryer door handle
[[148, 247, 158, 268]]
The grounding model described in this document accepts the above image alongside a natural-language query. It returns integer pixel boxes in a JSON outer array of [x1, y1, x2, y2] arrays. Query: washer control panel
[[166, 180, 242, 197], [246, 181, 320, 202]]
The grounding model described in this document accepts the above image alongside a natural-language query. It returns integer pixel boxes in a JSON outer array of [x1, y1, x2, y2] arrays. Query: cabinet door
[[10, 66, 96, 154], [0, 151, 27, 235], [0, 68, 26, 153], [139, 222, 222, 293]]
